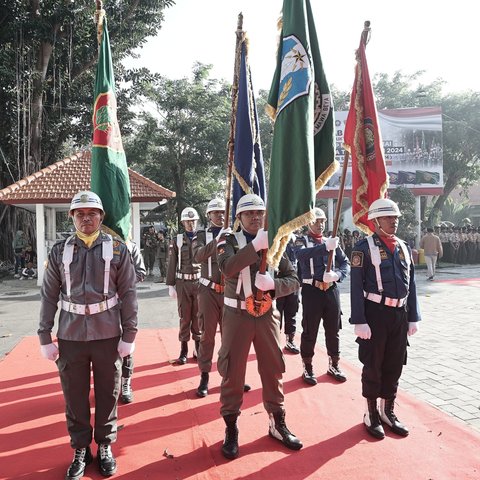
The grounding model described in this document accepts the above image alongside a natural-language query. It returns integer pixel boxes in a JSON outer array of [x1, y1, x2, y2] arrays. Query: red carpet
[[1, 329, 479, 479], [435, 277, 480, 287]]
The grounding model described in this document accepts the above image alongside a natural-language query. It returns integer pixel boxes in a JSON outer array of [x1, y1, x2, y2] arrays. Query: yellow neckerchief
[[76, 229, 100, 248]]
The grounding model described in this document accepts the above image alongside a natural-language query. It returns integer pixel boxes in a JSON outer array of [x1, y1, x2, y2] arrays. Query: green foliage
[[389, 186, 417, 240]]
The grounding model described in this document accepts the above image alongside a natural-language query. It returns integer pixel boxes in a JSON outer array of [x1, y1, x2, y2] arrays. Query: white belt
[[224, 297, 246, 310], [61, 296, 118, 315], [199, 277, 224, 293], [364, 292, 407, 308], [176, 272, 200, 281]]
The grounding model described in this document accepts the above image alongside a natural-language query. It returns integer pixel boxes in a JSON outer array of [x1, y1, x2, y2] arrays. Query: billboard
[[322, 106, 444, 197]]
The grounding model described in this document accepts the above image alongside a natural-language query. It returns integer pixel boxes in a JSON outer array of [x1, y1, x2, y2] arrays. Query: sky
[[124, 0, 480, 95]]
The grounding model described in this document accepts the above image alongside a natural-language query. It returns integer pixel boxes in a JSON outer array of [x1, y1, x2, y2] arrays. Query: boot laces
[[122, 378, 131, 395], [303, 363, 314, 376], [73, 448, 87, 463], [99, 444, 112, 460]]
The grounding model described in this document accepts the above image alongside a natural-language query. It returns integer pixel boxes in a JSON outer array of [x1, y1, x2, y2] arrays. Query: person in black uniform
[[350, 198, 421, 440], [294, 207, 350, 385]]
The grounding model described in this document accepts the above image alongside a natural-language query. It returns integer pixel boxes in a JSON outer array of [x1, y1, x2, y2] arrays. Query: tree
[[389, 186, 417, 241], [0, 0, 173, 263], [126, 63, 232, 226]]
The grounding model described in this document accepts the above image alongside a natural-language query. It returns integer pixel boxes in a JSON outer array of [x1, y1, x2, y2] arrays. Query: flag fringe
[[267, 210, 316, 268], [315, 159, 339, 192]]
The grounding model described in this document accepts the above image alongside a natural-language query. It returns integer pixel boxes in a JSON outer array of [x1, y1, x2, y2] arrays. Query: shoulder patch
[[351, 251, 364, 267]]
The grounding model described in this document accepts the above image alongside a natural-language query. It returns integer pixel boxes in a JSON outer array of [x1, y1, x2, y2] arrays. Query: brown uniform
[[217, 232, 300, 417], [192, 228, 224, 373], [38, 233, 138, 449], [166, 232, 201, 342]]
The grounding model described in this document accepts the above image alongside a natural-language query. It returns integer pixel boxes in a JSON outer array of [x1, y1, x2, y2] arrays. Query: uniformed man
[[142, 225, 158, 276], [166, 207, 202, 364], [192, 198, 228, 397], [156, 230, 169, 282], [295, 207, 350, 385], [120, 239, 146, 404], [38, 191, 138, 479], [217, 193, 302, 460], [350, 198, 421, 440]]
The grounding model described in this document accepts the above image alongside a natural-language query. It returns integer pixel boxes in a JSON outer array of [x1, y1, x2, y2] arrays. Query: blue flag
[[231, 40, 266, 223]]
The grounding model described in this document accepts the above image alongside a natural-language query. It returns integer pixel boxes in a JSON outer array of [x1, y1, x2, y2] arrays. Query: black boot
[[380, 398, 409, 436], [196, 372, 209, 397], [285, 334, 300, 354], [193, 340, 200, 360], [243, 384, 251, 392], [268, 410, 303, 450], [222, 414, 239, 459], [174, 341, 188, 365], [120, 377, 133, 404], [65, 446, 93, 480], [302, 361, 317, 386], [364, 398, 385, 439], [327, 356, 347, 382], [97, 444, 117, 477]]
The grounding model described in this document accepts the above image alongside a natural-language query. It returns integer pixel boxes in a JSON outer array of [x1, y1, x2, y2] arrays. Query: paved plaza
[[1, 263, 479, 433]]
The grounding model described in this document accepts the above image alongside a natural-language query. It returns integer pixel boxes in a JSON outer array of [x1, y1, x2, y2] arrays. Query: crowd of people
[[36, 190, 424, 478]]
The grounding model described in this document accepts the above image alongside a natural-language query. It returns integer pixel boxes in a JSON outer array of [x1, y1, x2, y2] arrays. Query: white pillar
[[327, 198, 334, 232], [36, 203, 45, 286], [131, 202, 141, 247], [415, 195, 421, 248]]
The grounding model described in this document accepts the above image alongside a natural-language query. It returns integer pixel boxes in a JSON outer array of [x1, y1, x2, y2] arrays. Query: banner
[[231, 39, 266, 222], [266, 0, 337, 267], [91, 15, 131, 241], [343, 35, 388, 235]]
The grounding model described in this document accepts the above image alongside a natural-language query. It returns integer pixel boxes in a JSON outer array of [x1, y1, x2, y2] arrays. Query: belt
[[176, 272, 200, 281], [224, 297, 246, 310], [61, 295, 119, 315], [303, 279, 333, 291], [364, 292, 407, 308], [199, 277, 224, 294]]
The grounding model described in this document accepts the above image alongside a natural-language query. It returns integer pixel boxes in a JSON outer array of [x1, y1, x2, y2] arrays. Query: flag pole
[[326, 20, 370, 273], [95, 1, 105, 47], [223, 13, 244, 229]]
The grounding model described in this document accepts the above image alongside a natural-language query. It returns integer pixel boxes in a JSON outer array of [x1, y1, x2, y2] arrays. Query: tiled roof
[[0, 150, 175, 205]]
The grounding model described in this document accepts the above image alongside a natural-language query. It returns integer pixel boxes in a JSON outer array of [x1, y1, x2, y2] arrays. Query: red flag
[[344, 29, 389, 235]]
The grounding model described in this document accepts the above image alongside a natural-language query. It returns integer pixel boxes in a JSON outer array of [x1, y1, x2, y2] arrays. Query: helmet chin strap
[[374, 219, 396, 238]]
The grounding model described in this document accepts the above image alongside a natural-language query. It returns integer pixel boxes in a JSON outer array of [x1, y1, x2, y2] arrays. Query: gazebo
[[0, 150, 175, 284]]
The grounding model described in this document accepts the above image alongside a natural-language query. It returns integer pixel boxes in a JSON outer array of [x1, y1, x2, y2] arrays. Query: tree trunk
[[428, 173, 461, 226]]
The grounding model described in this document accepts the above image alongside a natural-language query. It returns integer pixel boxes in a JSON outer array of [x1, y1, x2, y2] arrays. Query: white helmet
[[236, 194, 266, 215], [69, 191, 104, 212], [313, 207, 326, 220], [206, 198, 226, 214], [367, 198, 401, 220], [180, 207, 199, 221]]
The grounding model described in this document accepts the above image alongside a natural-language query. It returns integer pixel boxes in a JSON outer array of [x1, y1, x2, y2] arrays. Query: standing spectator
[[37, 191, 138, 479], [295, 207, 350, 385], [420, 227, 443, 280], [166, 207, 202, 365], [142, 226, 158, 276], [217, 194, 302, 459], [350, 198, 420, 440], [156, 231, 169, 282], [12, 230, 28, 278]]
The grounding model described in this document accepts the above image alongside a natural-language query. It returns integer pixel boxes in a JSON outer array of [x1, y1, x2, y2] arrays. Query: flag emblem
[[93, 91, 124, 153], [277, 35, 312, 115]]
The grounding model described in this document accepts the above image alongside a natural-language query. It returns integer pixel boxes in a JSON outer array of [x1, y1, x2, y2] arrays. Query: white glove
[[118, 340, 135, 357], [168, 286, 177, 299], [254, 271, 275, 291], [354, 324, 372, 340], [323, 270, 340, 283], [325, 236, 339, 252], [408, 322, 419, 336], [251, 228, 269, 252], [40, 343, 59, 361], [216, 227, 232, 241]]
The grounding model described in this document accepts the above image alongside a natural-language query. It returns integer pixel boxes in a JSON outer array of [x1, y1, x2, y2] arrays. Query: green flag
[[266, 0, 338, 268], [91, 15, 131, 241]]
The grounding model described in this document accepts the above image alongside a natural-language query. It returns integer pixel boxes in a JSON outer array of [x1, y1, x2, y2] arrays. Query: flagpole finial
[[237, 12, 244, 31], [95, 1, 105, 46], [362, 21, 371, 46]]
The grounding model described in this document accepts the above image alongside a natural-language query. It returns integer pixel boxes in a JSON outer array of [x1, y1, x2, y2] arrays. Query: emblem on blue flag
[[277, 35, 312, 115]]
